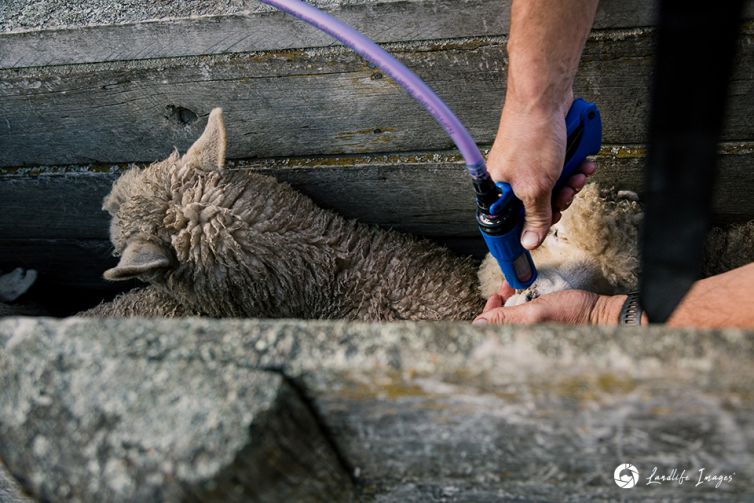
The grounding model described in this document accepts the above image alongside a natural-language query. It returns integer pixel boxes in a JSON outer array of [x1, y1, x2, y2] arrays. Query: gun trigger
[[489, 182, 514, 216]]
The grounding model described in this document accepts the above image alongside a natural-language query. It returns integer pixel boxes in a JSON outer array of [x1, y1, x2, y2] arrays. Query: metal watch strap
[[619, 292, 643, 326]]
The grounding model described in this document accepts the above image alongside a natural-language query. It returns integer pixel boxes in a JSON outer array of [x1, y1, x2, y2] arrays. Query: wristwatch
[[619, 292, 643, 326]]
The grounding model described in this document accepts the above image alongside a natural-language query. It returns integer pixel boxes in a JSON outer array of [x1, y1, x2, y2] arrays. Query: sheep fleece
[[86, 108, 483, 321]]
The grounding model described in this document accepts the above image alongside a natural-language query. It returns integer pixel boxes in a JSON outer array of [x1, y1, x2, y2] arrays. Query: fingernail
[[472, 318, 488, 325], [521, 231, 539, 249]]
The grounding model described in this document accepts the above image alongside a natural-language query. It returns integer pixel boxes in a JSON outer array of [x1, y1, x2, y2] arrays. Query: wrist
[[591, 294, 649, 326], [504, 66, 574, 118], [590, 295, 627, 326]]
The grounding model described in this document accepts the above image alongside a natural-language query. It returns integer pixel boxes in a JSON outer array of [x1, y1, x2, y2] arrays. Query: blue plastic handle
[[480, 98, 602, 290], [559, 98, 602, 188]]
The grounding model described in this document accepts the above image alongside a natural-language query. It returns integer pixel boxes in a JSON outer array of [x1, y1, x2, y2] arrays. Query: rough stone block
[[0, 318, 752, 501], [0, 319, 354, 502]]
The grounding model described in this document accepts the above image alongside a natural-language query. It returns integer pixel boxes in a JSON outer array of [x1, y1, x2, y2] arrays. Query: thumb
[[520, 192, 553, 250], [473, 303, 543, 325]]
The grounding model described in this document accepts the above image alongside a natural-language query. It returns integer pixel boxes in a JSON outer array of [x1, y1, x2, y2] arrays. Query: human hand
[[472, 281, 625, 326], [487, 99, 596, 249]]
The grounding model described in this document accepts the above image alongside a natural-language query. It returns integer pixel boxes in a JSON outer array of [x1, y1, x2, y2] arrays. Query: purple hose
[[259, 0, 489, 180]]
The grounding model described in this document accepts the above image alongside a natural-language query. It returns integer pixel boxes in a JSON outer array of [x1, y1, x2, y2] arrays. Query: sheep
[[478, 183, 754, 306], [83, 108, 483, 320], [704, 220, 754, 277], [80, 285, 195, 318]]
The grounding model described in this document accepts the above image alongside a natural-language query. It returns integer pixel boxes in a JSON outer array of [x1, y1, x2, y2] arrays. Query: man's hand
[[489, 0, 600, 249], [487, 102, 595, 248], [473, 281, 626, 326]]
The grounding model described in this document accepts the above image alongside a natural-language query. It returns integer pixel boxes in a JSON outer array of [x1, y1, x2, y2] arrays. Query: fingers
[[580, 159, 597, 176], [483, 293, 503, 313], [481, 280, 516, 315], [496, 280, 516, 300], [553, 185, 576, 213], [566, 173, 588, 192], [517, 159, 597, 249], [520, 190, 553, 250], [553, 160, 596, 213], [472, 290, 603, 326], [473, 303, 545, 325]]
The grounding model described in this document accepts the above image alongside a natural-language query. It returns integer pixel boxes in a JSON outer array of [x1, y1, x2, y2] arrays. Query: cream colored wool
[[704, 221, 754, 277], [479, 183, 754, 306], [89, 109, 483, 320]]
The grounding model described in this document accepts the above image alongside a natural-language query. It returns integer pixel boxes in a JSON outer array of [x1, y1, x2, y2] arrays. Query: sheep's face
[[102, 108, 228, 284], [477, 184, 641, 305]]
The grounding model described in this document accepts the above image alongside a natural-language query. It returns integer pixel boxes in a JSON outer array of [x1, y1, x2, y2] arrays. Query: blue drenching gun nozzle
[[475, 98, 603, 290]]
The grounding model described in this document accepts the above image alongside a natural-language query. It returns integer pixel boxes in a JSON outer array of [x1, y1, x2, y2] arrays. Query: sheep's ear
[[182, 108, 227, 172], [104, 240, 172, 281]]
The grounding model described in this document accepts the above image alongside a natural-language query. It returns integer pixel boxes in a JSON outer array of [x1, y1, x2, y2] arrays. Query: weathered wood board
[[1, 145, 752, 241], [2, 0, 753, 69], [2, 26, 753, 166]]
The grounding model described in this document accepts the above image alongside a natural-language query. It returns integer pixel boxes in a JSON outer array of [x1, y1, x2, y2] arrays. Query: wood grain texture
[[2, 26, 753, 166], [1, 144, 752, 241], [0, 330, 356, 503], [0, 0, 671, 69], [3, 0, 753, 69]]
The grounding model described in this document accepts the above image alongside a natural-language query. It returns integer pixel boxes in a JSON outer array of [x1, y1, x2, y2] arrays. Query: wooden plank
[[0, 332, 357, 502], [2, 1, 753, 69], [0, 172, 115, 239], [1, 144, 753, 243], [2, 26, 753, 166]]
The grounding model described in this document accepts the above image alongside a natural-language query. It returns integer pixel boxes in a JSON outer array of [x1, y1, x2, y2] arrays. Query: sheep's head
[[102, 108, 228, 283]]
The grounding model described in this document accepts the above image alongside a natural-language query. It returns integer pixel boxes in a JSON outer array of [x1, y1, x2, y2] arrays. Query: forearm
[[592, 263, 754, 328], [667, 262, 754, 328], [505, 0, 599, 114]]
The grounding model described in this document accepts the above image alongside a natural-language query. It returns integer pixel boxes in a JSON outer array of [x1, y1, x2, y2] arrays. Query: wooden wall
[[1, 0, 753, 304]]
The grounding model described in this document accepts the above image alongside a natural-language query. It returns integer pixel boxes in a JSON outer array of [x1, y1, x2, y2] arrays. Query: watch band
[[619, 292, 643, 326]]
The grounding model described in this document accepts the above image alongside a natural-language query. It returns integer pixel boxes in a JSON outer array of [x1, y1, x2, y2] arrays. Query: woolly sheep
[[81, 285, 194, 318], [84, 108, 483, 320]]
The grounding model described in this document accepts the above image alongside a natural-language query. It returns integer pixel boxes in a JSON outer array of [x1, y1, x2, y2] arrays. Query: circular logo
[[614, 463, 640, 489]]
